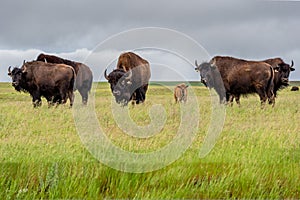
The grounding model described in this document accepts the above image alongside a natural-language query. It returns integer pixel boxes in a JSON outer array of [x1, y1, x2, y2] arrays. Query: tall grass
[[0, 82, 299, 199]]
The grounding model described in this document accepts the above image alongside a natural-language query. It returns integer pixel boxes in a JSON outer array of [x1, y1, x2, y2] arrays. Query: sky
[[1, 0, 300, 82]]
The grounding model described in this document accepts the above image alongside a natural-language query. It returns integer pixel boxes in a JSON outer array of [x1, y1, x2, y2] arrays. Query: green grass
[[0, 82, 300, 199]]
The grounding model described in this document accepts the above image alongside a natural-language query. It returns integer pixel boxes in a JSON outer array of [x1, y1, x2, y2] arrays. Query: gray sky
[[1, 0, 300, 81]]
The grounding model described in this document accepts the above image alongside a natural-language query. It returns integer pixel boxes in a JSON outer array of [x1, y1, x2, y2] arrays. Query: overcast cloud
[[1, 0, 300, 82]]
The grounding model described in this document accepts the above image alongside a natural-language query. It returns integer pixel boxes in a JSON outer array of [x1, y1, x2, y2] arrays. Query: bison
[[229, 58, 295, 106], [8, 61, 75, 107], [174, 83, 189, 103], [36, 53, 93, 105], [291, 86, 299, 91], [195, 57, 275, 108], [104, 52, 151, 106]]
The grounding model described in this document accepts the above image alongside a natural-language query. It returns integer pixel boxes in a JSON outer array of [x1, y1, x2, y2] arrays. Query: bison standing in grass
[[174, 83, 189, 103], [36, 53, 93, 105], [8, 61, 75, 107], [104, 52, 151, 106], [229, 58, 295, 106], [195, 57, 275, 108]]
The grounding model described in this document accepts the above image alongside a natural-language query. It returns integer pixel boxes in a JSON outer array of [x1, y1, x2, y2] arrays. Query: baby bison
[[174, 83, 189, 103], [291, 86, 299, 91]]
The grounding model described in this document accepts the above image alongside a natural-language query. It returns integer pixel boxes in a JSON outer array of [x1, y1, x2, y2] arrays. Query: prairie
[[0, 82, 299, 199]]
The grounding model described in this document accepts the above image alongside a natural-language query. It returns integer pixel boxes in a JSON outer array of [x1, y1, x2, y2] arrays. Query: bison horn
[[291, 60, 294, 68], [125, 69, 133, 80], [23, 60, 26, 65], [8, 66, 11, 73], [195, 60, 198, 67], [104, 69, 109, 80]]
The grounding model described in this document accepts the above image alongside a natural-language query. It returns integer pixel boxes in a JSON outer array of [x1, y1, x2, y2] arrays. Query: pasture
[[0, 82, 300, 199]]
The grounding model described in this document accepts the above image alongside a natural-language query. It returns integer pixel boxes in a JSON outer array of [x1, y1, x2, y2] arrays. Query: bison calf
[[291, 86, 299, 91], [174, 83, 189, 103]]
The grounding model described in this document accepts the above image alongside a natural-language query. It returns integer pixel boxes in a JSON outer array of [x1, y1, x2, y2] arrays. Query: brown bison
[[291, 86, 299, 91], [8, 61, 75, 107], [174, 83, 189, 103], [36, 53, 93, 105], [195, 56, 275, 108], [104, 52, 151, 106], [229, 57, 295, 106]]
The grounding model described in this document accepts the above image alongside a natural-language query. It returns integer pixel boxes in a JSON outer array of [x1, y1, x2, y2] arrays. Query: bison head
[[8, 65, 27, 92], [104, 68, 133, 106], [274, 60, 295, 86], [195, 60, 217, 88]]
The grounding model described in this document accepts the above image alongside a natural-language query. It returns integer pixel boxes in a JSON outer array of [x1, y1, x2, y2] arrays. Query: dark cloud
[[1, 0, 300, 81]]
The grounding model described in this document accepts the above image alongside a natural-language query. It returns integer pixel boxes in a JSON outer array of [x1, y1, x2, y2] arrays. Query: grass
[[0, 82, 300, 199]]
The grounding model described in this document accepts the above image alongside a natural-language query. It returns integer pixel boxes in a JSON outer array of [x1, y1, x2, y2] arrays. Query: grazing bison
[[104, 52, 151, 106], [8, 61, 75, 107], [195, 57, 275, 108], [229, 58, 295, 106], [291, 86, 299, 91], [174, 83, 189, 103], [36, 53, 93, 105]]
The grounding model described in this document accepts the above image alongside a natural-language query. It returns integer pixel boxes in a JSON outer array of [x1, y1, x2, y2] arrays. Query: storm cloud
[[1, 0, 300, 82]]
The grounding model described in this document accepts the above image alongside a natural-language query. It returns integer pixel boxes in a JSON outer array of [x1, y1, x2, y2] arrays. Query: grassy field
[[0, 82, 300, 199]]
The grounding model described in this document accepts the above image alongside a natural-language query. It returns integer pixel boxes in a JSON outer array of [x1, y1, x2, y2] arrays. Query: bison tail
[[87, 75, 93, 93], [70, 68, 77, 91], [267, 66, 275, 103]]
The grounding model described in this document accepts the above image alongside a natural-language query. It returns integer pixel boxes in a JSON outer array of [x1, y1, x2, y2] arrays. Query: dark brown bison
[[195, 56, 275, 108], [104, 52, 151, 106], [174, 83, 189, 103], [229, 57, 295, 106], [8, 61, 75, 107], [36, 53, 93, 105], [291, 86, 299, 91]]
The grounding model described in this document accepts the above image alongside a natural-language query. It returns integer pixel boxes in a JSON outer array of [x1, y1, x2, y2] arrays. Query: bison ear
[[290, 67, 295, 71]]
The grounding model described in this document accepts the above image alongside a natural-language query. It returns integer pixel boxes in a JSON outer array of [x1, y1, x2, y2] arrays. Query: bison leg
[[267, 88, 275, 107], [268, 95, 275, 107], [45, 96, 55, 108], [33, 99, 42, 107], [78, 89, 88, 105], [31, 91, 42, 108], [256, 88, 268, 109], [235, 95, 241, 107], [58, 85, 69, 105], [228, 95, 234, 107], [68, 91, 75, 107], [135, 88, 143, 104]]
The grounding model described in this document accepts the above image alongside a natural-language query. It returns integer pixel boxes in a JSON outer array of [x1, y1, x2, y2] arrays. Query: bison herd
[[7, 52, 297, 108]]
